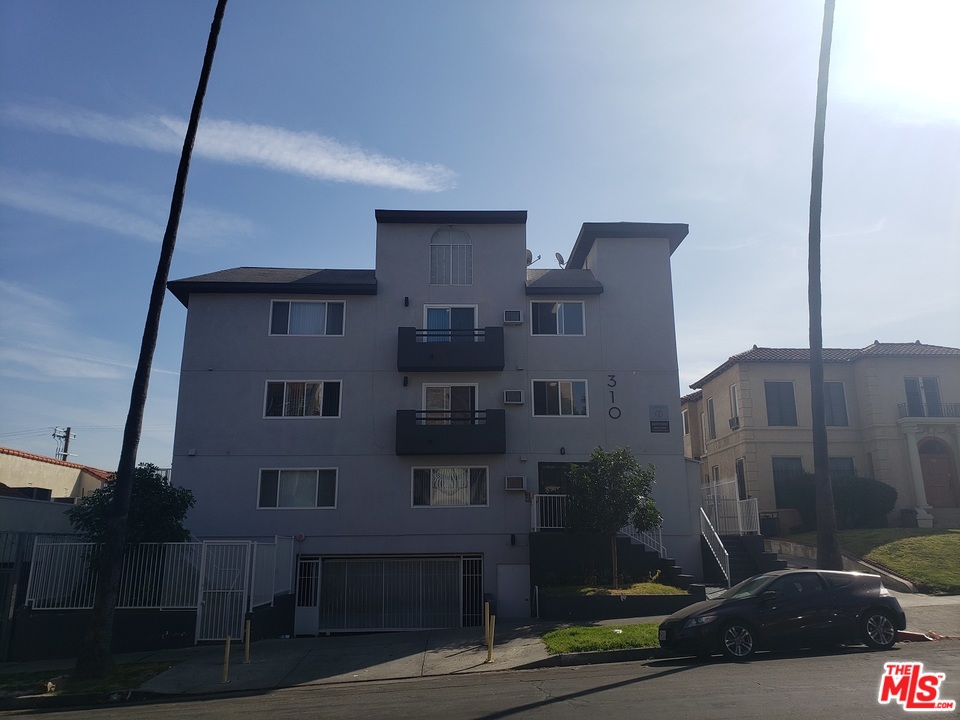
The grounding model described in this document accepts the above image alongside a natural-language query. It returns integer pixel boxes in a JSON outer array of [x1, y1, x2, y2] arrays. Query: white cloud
[[0, 280, 178, 383], [2, 104, 457, 192], [0, 169, 254, 246]]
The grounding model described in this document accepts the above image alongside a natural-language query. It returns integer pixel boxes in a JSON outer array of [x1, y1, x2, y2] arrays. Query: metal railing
[[415, 328, 487, 343], [25, 538, 292, 613], [701, 479, 760, 536], [530, 494, 667, 557], [897, 402, 960, 419], [700, 508, 730, 587]]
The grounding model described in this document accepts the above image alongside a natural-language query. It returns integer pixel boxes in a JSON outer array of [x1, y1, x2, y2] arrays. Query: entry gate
[[195, 541, 251, 642]]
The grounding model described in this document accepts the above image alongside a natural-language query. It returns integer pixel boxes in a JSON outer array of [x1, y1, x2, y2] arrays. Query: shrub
[[777, 473, 897, 531]]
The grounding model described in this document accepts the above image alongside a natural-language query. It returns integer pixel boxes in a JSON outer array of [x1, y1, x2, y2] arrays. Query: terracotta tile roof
[[0, 446, 114, 482], [681, 390, 702, 404], [691, 341, 960, 389]]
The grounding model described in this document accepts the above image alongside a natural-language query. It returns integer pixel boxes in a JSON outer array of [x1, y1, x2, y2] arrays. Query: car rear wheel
[[862, 610, 897, 650], [720, 621, 756, 660]]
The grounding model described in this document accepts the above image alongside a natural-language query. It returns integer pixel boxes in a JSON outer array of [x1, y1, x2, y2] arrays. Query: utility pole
[[53, 427, 74, 461]]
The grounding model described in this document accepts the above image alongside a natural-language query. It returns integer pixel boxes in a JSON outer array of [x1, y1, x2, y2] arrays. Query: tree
[[565, 447, 662, 589], [67, 463, 195, 545], [807, 0, 843, 570], [74, 0, 228, 679]]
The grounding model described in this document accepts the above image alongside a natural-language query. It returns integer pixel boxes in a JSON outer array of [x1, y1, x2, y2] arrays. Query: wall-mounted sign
[[649, 404, 670, 433]]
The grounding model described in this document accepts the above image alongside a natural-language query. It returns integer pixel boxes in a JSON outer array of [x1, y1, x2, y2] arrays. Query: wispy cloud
[[2, 104, 457, 191], [0, 280, 178, 382], [0, 169, 254, 246]]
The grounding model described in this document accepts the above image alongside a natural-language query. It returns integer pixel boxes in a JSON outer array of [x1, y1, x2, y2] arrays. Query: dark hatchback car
[[658, 569, 906, 660]]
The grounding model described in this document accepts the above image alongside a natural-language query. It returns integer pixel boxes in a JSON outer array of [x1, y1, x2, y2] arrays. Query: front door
[[919, 439, 959, 507]]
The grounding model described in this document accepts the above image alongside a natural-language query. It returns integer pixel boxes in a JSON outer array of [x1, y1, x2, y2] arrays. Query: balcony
[[397, 327, 504, 372], [897, 402, 960, 419], [395, 409, 506, 455]]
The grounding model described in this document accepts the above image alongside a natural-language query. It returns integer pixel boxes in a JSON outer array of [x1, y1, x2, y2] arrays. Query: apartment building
[[167, 210, 701, 633], [681, 342, 960, 530]]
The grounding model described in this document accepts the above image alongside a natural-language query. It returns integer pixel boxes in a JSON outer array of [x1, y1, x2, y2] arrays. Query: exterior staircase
[[701, 534, 787, 586]]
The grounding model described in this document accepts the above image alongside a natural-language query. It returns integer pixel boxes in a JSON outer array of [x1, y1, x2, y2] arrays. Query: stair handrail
[[700, 508, 731, 587], [618, 523, 666, 558]]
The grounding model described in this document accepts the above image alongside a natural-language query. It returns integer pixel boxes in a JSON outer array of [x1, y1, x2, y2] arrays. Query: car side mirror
[[760, 590, 777, 602]]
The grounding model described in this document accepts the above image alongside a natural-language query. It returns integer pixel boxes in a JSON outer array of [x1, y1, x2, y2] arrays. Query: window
[[711, 465, 720, 484], [772, 457, 804, 507], [265, 381, 341, 417], [735, 457, 747, 500], [765, 381, 798, 426], [430, 226, 472, 285], [729, 384, 740, 419], [258, 469, 337, 508], [706, 397, 717, 439], [904, 376, 942, 417], [412, 467, 487, 507], [829, 457, 856, 478], [424, 305, 476, 342], [824, 381, 848, 426], [531, 302, 584, 336], [270, 301, 344, 336], [424, 384, 476, 424], [681, 409, 690, 436], [533, 380, 588, 416]]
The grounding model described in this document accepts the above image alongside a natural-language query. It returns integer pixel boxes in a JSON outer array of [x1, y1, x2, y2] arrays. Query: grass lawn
[[541, 623, 660, 654], [782, 528, 960, 594], [0, 662, 172, 698], [542, 582, 687, 597]]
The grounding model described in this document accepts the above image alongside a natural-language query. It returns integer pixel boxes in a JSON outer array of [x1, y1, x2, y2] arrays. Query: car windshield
[[718, 574, 775, 600]]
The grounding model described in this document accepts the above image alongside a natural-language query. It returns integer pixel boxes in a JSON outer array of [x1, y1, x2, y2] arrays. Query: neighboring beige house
[[0, 447, 112, 500], [681, 342, 960, 530]]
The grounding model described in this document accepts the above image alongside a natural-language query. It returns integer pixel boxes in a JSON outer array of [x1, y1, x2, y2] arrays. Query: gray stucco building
[[167, 210, 701, 634]]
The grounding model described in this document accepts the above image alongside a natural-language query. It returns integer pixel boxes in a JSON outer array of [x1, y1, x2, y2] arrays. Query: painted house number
[[607, 374, 622, 419]]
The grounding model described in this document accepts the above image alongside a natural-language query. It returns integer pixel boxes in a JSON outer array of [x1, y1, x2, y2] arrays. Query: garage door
[[318, 556, 482, 631]]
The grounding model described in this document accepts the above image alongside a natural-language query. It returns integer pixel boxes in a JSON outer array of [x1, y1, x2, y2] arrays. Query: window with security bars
[[412, 467, 488, 507], [265, 380, 341, 417], [430, 227, 472, 285]]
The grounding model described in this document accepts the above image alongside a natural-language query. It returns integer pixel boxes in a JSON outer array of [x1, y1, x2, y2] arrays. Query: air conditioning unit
[[505, 475, 526, 491], [503, 310, 523, 325], [729, 416, 741, 430], [503, 390, 524, 405]]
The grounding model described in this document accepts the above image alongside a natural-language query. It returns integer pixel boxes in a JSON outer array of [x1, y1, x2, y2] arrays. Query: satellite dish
[[526, 249, 533, 265], [555, 252, 566, 267]]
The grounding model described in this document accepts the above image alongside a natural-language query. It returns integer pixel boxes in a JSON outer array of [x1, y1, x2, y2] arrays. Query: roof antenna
[[555, 252, 566, 268]]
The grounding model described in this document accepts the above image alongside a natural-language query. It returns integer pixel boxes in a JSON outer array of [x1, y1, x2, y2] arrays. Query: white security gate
[[294, 556, 320, 636], [196, 542, 251, 642]]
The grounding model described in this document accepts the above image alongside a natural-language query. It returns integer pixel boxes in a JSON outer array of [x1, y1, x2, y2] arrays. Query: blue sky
[[1, 0, 958, 472]]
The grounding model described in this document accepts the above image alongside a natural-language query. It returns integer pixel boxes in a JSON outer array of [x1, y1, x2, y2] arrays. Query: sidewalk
[[2, 591, 958, 709]]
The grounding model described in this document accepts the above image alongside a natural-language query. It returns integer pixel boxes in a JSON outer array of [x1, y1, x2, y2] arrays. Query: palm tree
[[808, 0, 843, 571], [74, 0, 229, 679]]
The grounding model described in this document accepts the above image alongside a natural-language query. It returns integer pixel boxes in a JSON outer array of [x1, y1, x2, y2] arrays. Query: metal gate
[[195, 541, 251, 642], [318, 556, 482, 632]]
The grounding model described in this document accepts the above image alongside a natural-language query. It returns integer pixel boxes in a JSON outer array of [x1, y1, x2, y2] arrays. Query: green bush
[[778, 473, 897, 531]]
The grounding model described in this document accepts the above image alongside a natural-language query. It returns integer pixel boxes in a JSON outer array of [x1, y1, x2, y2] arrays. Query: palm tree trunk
[[74, 0, 229, 679], [808, 0, 843, 571]]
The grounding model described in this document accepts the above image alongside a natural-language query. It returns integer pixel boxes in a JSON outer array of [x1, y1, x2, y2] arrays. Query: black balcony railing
[[395, 409, 506, 455], [897, 402, 960, 419], [397, 326, 504, 372]]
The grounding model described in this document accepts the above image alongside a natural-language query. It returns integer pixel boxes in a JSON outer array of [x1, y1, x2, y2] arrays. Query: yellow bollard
[[222, 635, 231, 684], [485, 615, 496, 663], [244, 620, 251, 664], [483, 601, 490, 645]]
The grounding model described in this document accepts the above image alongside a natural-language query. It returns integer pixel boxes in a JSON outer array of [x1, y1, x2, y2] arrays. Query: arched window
[[430, 226, 472, 285]]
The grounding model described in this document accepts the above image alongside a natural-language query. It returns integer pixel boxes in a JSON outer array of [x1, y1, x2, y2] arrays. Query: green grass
[[0, 662, 172, 698], [782, 528, 960, 594], [541, 623, 660, 654], [542, 582, 687, 597]]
